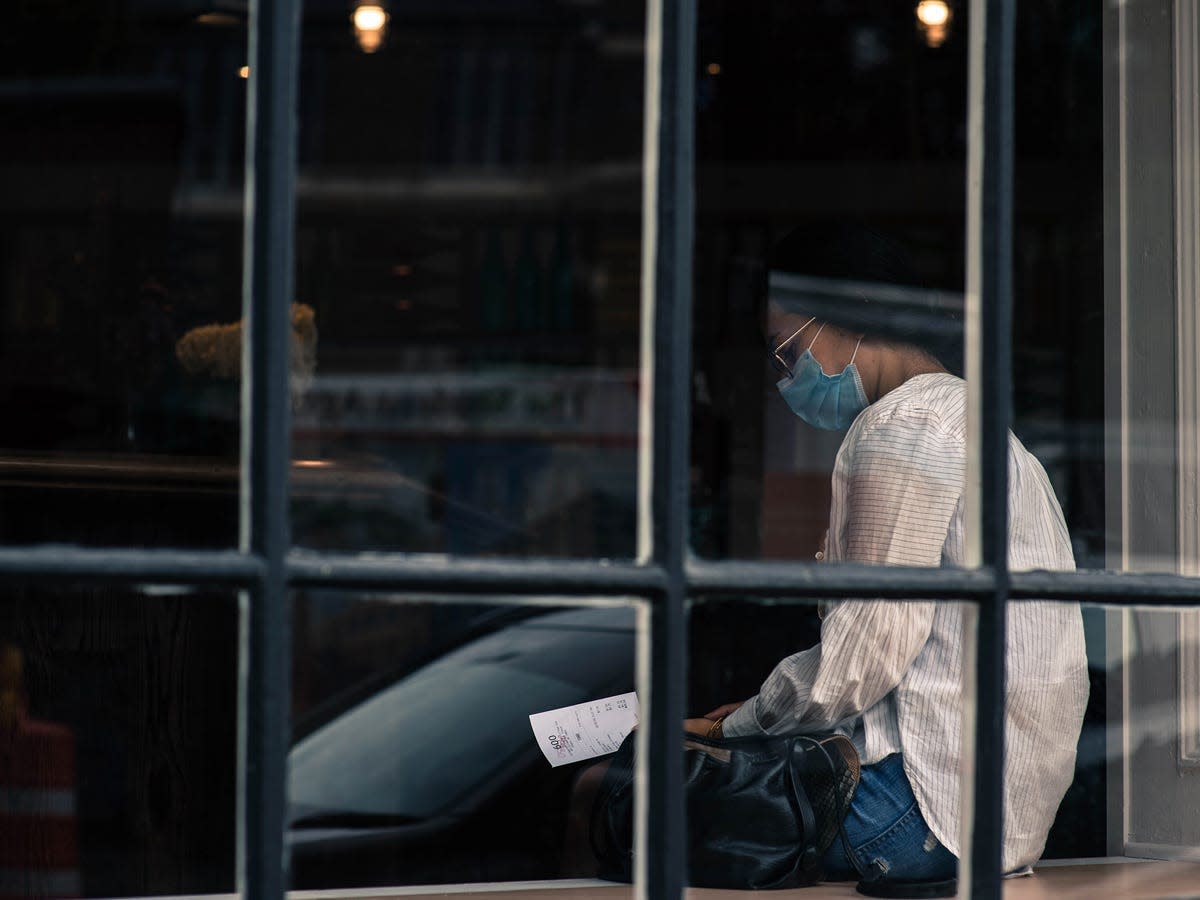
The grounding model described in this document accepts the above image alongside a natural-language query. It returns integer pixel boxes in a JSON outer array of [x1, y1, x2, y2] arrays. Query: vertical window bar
[[238, 0, 301, 898], [964, 0, 1014, 897], [635, 0, 695, 897]]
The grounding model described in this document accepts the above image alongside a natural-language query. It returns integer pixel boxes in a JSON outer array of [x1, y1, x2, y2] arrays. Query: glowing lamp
[[352, 3, 389, 53], [916, 1, 952, 48]]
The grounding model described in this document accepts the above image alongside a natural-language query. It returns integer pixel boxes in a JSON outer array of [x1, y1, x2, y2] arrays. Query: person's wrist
[[706, 716, 725, 739]]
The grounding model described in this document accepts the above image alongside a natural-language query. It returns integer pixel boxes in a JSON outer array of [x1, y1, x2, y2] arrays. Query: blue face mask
[[776, 326, 868, 430]]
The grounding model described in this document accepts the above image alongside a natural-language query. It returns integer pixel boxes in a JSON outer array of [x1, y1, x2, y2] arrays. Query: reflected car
[[287, 606, 636, 888]]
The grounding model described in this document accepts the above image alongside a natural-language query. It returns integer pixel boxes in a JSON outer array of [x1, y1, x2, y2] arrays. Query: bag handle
[[773, 736, 823, 886]]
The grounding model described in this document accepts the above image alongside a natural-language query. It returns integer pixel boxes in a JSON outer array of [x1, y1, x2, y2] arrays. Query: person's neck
[[864, 347, 947, 403]]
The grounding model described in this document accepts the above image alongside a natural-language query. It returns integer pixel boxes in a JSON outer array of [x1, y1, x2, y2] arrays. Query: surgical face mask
[[776, 324, 868, 430]]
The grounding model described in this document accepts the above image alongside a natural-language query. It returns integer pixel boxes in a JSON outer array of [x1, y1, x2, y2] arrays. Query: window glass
[[289, 1, 646, 557], [689, 595, 1085, 885], [289, 592, 638, 889], [1068, 603, 1200, 894], [2, 587, 238, 896], [690, 1, 969, 561], [1101, 0, 1197, 582], [1032, 0, 1200, 883], [689, 1, 1110, 571], [0, 4, 248, 548], [686, 4, 1112, 881]]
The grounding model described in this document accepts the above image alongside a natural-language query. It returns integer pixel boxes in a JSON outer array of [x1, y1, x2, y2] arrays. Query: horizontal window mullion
[[287, 551, 668, 596], [1010, 569, 1200, 604], [690, 563, 1200, 606], [686, 559, 997, 598], [6, 548, 1193, 607], [0, 546, 265, 585]]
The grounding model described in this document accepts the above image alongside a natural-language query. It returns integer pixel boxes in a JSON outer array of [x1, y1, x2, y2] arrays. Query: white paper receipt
[[529, 692, 639, 767]]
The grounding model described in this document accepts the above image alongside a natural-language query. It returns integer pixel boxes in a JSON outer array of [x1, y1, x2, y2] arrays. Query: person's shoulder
[[856, 372, 966, 437], [838, 373, 967, 475]]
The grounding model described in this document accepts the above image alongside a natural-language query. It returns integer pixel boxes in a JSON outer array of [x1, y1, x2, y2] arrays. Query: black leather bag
[[590, 729, 860, 890]]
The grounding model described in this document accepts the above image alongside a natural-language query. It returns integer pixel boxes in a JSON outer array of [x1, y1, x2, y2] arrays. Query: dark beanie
[[767, 223, 964, 374]]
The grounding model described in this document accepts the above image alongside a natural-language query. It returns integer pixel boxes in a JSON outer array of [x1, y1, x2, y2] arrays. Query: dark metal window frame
[[4, 1, 1200, 899]]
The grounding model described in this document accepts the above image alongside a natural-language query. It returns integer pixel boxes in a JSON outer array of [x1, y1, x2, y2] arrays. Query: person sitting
[[686, 224, 1088, 887]]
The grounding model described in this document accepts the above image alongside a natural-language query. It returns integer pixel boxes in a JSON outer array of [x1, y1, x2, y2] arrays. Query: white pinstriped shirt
[[722, 373, 1089, 873]]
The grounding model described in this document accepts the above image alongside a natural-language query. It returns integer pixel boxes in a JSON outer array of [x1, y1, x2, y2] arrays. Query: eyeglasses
[[769, 316, 817, 379]]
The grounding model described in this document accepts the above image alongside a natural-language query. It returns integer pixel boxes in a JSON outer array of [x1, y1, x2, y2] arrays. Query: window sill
[[151, 862, 1200, 900]]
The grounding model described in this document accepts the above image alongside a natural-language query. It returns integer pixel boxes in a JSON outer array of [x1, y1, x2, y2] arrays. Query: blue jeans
[[822, 753, 958, 884]]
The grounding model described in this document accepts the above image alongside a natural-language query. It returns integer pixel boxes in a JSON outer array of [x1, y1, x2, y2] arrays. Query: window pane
[[1012, 1, 1104, 573], [688, 2, 1108, 574], [289, 592, 638, 889], [2, 586, 238, 896], [688, 593, 1092, 887], [1100, 0, 1198, 580], [0, 5, 247, 548], [289, 2, 645, 557], [1043, 603, 1200, 895], [690, 1, 969, 561]]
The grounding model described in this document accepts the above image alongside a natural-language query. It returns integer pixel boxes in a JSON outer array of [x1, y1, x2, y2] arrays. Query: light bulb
[[916, 0, 951, 48], [352, 3, 389, 52], [353, 4, 387, 32], [916, 0, 950, 28]]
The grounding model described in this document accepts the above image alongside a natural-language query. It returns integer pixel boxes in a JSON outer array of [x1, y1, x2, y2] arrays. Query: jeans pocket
[[851, 803, 956, 883]]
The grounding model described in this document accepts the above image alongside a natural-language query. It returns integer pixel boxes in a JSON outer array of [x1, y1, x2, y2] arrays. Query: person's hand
[[703, 701, 744, 720], [683, 701, 746, 739]]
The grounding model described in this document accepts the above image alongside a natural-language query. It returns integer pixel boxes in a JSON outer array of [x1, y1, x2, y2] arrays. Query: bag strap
[[785, 737, 824, 880], [765, 733, 860, 888]]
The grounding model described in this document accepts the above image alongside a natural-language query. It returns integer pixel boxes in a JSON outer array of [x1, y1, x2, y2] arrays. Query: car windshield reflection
[[288, 607, 635, 823]]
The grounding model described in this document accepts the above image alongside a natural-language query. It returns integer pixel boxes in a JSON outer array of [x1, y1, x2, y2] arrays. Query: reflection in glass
[[1, 4, 251, 548], [288, 593, 637, 888], [1, 587, 237, 896], [289, 2, 646, 557]]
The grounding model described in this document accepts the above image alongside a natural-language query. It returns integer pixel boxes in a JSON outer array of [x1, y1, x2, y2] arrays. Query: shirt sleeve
[[722, 409, 965, 739]]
